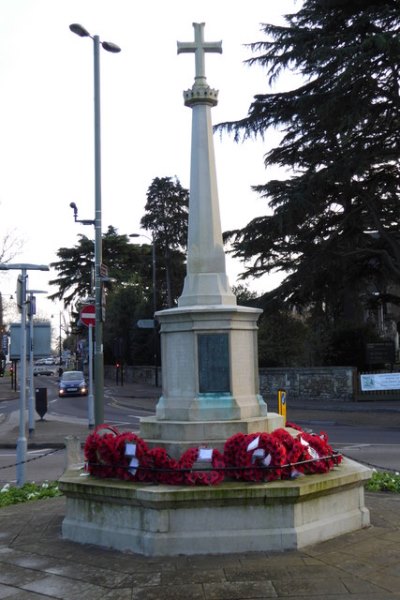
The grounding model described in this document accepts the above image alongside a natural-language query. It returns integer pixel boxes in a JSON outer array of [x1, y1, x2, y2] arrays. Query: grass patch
[[366, 470, 400, 493], [0, 481, 62, 508]]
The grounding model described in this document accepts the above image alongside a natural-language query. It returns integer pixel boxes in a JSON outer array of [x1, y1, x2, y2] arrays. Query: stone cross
[[177, 22, 222, 81]]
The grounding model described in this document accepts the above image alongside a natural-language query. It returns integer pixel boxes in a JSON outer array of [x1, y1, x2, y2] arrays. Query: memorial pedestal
[[60, 458, 371, 556], [155, 305, 264, 421], [140, 304, 285, 458]]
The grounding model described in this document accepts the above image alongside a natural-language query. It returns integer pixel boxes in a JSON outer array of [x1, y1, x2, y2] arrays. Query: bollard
[[35, 387, 47, 420], [65, 435, 82, 469], [278, 389, 287, 421]]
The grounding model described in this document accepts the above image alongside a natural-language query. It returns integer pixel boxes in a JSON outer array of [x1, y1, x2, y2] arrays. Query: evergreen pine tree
[[140, 176, 189, 307], [217, 0, 400, 326]]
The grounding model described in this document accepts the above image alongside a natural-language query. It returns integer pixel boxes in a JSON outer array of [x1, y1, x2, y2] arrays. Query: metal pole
[[0, 263, 48, 484], [28, 295, 34, 435], [17, 269, 27, 486], [88, 324, 94, 428], [59, 312, 62, 367], [26, 289, 47, 435], [152, 239, 158, 386], [93, 34, 104, 425]]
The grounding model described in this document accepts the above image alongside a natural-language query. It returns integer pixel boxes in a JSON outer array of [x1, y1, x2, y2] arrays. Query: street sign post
[[80, 304, 96, 327], [80, 304, 95, 429]]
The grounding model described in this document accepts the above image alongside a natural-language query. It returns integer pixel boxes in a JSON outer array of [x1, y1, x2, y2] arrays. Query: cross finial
[[177, 23, 222, 81]]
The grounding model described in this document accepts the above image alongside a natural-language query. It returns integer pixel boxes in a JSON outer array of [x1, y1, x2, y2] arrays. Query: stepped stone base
[[60, 458, 371, 557], [139, 412, 285, 458]]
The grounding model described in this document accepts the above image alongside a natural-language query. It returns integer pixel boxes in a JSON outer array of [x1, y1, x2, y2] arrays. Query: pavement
[[0, 376, 162, 449], [0, 376, 400, 599]]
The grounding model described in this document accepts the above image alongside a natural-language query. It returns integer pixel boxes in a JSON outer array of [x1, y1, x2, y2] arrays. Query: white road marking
[[335, 443, 396, 448]]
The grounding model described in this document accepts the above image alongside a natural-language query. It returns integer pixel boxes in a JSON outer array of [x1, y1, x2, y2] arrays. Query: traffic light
[[27, 296, 36, 317]]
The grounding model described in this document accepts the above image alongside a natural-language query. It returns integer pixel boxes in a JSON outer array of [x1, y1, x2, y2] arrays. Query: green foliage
[[141, 176, 189, 250], [140, 176, 189, 307], [258, 309, 310, 367], [217, 0, 400, 324], [366, 471, 400, 494], [50, 171, 190, 364], [49, 226, 160, 365], [232, 283, 258, 304], [103, 282, 155, 365], [49, 234, 94, 307], [0, 481, 62, 508], [50, 178, 189, 364], [323, 323, 382, 368], [49, 226, 151, 310]]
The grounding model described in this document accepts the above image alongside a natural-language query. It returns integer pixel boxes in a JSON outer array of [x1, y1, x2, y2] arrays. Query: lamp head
[[70, 202, 78, 219], [102, 41, 121, 53], [69, 23, 90, 37]]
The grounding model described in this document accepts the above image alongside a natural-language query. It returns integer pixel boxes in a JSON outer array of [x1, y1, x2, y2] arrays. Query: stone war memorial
[[60, 23, 371, 556]]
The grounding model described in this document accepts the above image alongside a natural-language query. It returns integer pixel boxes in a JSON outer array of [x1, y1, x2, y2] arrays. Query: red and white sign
[[80, 304, 96, 327]]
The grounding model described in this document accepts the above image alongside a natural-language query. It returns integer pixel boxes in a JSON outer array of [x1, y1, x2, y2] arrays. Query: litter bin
[[35, 387, 47, 420]]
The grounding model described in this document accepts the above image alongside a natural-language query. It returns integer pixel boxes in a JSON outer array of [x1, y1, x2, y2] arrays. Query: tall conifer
[[217, 0, 400, 324]]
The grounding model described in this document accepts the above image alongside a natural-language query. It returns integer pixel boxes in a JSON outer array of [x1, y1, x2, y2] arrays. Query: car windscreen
[[62, 372, 84, 381]]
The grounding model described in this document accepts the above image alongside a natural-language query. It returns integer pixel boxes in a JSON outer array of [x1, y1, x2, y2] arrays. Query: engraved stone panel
[[198, 333, 230, 393]]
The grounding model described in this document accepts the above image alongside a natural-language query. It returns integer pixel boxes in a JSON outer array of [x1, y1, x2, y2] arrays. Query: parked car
[[58, 371, 88, 397], [33, 365, 55, 376]]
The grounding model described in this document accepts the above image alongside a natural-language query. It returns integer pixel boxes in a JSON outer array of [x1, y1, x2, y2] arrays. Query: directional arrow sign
[[80, 304, 96, 327]]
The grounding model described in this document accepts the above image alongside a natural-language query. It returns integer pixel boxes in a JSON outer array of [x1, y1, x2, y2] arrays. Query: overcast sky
[[0, 0, 298, 325]]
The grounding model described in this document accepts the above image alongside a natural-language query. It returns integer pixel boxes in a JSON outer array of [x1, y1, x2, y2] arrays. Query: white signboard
[[360, 373, 400, 391]]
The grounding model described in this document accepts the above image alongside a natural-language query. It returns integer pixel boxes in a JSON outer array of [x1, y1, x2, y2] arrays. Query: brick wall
[[259, 366, 356, 402], [106, 365, 356, 402]]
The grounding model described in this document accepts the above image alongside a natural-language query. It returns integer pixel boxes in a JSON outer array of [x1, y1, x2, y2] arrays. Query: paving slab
[[0, 492, 399, 599], [0, 377, 400, 598]]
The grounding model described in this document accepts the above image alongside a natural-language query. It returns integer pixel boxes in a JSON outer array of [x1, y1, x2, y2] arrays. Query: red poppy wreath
[[224, 432, 286, 482], [296, 431, 343, 474], [178, 447, 226, 485], [84, 424, 120, 478], [113, 431, 151, 482]]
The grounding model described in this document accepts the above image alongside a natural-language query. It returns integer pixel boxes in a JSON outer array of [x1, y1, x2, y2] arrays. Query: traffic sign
[[2, 334, 8, 351], [137, 319, 155, 329], [80, 304, 96, 327]]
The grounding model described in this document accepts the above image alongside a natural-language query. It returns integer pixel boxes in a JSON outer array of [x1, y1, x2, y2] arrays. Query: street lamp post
[[55, 312, 69, 369], [26, 289, 48, 435], [69, 23, 121, 426], [130, 233, 158, 386], [0, 263, 49, 486], [59, 312, 62, 368]]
